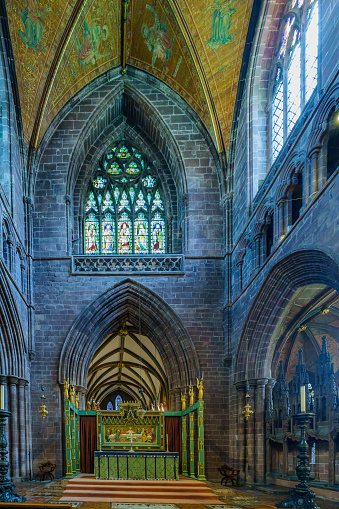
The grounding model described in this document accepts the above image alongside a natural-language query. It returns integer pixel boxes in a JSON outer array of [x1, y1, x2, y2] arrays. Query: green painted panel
[[156, 456, 165, 479], [100, 455, 109, 479], [109, 456, 118, 479], [146, 456, 156, 479], [118, 456, 128, 478], [94, 456, 99, 478], [129, 455, 146, 479]]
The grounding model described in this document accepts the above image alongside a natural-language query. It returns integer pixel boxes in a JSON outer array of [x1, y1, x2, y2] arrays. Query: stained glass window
[[287, 43, 301, 133], [115, 395, 122, 410], [107, 401, 113, 411], [271, 0, 318, 162], [118, 213, 132, 254], [135, 213, 149, 254], [305, 1, 318, 101], [85, 213, 99, 254], [102, 213, 115, 254], [84, 141, 167, 255], [151, 213, 166, 254]]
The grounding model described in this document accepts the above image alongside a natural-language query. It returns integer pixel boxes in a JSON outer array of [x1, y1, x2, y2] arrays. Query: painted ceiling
[[87, 322, 169, 408], [6, 0, 254, 151]]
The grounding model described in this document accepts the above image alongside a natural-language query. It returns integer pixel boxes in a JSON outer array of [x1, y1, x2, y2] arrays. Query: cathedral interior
[[0, 0, 339, 506]]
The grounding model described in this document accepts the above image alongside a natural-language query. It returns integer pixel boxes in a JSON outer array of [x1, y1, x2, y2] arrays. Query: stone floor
[[13, 479, 339, 509]]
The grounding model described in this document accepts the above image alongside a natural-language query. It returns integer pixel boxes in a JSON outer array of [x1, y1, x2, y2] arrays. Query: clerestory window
[[271, 0, 319, 163], [84, 141, 167, 255]]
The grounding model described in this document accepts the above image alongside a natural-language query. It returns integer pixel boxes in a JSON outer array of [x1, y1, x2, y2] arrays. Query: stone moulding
[[71, 254, 184, 275]]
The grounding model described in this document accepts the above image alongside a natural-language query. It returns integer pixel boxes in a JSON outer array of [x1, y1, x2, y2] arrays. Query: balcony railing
[[71, 254, 184, 274]]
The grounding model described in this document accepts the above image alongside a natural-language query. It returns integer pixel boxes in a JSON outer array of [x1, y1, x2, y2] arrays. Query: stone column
[[254, 379, 268, 483], [8, 376, 19, 479], [24, 380, 32, 480], [308, 148, 320, 202], [253, 233, 262, 270], [276, 199, 286, 241], [235, 382, 246, 478], [17, 379, 27, 479]]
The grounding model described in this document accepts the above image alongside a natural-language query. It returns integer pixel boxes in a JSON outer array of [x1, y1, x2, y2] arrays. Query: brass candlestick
[[276, 413, 319, 509]]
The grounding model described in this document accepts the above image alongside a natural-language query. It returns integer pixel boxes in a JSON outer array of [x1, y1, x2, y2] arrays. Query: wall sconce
[[39, 385, 48, 419]]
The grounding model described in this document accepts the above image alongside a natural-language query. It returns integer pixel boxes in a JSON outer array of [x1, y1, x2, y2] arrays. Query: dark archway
[[59, 278, 200, 393]]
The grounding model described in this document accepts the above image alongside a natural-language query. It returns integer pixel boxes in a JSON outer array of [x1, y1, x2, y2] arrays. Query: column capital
[[17, 378, 28, 388], [7, 376, 19, 386], [0, 374, 8, 385]]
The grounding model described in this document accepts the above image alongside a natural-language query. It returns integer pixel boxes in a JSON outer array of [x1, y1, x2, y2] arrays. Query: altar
[[94, 451, 179, 480]]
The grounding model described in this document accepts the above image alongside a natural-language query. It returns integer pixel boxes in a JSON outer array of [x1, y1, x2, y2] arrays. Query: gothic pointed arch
[[234, 249, 339, 383], [59, 279, 199, 391], [0, 262, 26, 378]]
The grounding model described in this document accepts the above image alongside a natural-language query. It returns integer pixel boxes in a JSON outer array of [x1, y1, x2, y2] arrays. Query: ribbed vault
[[87, 322, 169, 408]]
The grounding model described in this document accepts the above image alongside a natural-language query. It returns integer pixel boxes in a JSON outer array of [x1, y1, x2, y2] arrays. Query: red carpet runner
[[60, 474, 223, 503]]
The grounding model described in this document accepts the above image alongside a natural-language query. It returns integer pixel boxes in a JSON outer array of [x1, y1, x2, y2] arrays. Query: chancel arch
[[59, 278, 200, 405]]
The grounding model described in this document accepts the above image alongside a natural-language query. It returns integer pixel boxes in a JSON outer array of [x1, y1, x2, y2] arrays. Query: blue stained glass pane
[[107, 401, 113, 411], [134, 213, 149, 254], [102, 213, 115, 254], [86, 191, 98, 212], [147, 192, 152, 204], [97, 194, 102, 205], [115, 395, 122, 410], [287, 43, 301, 134], [151, 213, 165, 254], [305, 2, 318, 101], [85, 213, 99, 254], [272, 81, 284, 162]]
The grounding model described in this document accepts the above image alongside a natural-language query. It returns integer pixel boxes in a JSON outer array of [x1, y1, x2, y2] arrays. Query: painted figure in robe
[[18, 0, 52, 52], [206, 0, 236, 50], [142, 5, 174, 74], [76, 20, 109, 68]]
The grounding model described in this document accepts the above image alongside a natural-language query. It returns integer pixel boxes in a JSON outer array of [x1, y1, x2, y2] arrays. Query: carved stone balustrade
[[71, 254, 184, 275]]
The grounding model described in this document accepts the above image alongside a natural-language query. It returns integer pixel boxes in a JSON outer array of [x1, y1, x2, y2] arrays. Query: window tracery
[[84, 141, 167, 255], [271, 0, 318, 163]]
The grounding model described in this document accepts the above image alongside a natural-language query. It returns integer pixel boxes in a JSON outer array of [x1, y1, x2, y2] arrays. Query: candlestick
[[166, 433, 169, 452], [0, 385, 4, 411], [300, 385, 306, 412], [99, 435, 101, 451]]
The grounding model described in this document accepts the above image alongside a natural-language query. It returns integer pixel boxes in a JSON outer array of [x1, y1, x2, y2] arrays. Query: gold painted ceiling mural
[[5, 0, 254, 152]]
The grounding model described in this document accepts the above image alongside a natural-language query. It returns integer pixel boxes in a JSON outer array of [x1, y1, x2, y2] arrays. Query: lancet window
[[271, 0, 319, 163], [84, 141, 167, 255]]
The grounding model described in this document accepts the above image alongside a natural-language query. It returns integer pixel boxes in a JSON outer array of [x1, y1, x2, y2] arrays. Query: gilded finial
[[197, 378, 203, 400], [39, 403, 48, 419], [69, 386, 75, 405], [75, 392, 79, 409], [189, 385, 194, 406], [64, 378, 69, 399], [181, 392, 186, 410]]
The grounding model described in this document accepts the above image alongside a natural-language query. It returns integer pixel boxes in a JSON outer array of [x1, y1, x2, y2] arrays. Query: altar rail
[[71, 255, 184, 274]]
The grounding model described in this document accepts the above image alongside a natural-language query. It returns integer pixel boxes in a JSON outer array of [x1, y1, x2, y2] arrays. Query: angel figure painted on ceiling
[[18, 0, 52, 52], [205, 0, 237, 50], [142, 5, 174, 75], [76, 20, 109, 68]]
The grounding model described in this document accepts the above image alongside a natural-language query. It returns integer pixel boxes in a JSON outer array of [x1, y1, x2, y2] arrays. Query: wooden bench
[[218, 463, 240, 486]]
